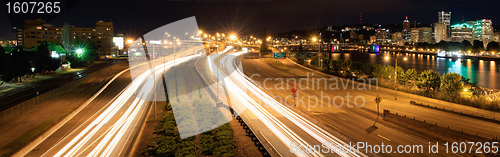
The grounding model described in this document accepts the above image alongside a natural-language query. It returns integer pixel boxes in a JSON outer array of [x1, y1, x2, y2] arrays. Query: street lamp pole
[[319, 33, 322, 68], [216, 36, 220, 103], [395, 55, 398, 100]]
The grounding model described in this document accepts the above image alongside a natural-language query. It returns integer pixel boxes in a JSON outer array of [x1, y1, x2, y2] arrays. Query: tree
[[61, 23, 73, 53], [0, 46, 14, 84], [372, 64, 386, 78], [440, 72, 464, 97], [340, 60, 352, 72], [33, 43, 52, 77], [9, 47, 32, 81], [401, 68, 418, 85], [3, 46, 14, 54], [404, 69, 419, 81], [461, 40, 472, 52], [361, 63, 375, 77], [418, 69, 440, 91], [259, 28, 270, 56], [486, 41, 499, 52], [472, 40, 484, 53]]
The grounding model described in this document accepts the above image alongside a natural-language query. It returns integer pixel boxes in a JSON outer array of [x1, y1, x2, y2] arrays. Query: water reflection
[[321, 51, 499, 89]]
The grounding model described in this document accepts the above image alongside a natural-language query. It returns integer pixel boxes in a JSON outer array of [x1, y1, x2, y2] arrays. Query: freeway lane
[[23, 46, 200, 156], [278, 58, 500, 139], [205, 49, 368, 157], [239, 57, 497, 156], [240, 58, 451, 157]]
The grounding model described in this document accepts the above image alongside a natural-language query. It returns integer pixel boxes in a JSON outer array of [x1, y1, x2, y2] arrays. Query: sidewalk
[[0, 61, 129, 157]]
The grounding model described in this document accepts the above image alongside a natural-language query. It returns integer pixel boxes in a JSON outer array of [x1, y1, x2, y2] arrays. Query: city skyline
[[1, 0, 500, 39]]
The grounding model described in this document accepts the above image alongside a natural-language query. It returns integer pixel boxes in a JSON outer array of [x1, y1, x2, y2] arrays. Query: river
[[325, 51, 499, 89]]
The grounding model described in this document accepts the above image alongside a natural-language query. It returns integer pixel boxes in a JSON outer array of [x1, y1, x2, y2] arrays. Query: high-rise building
[[438, 11, 452, 26], [473, 19, 493, 46], [391, 32, 406, 46], [17, 19, 114, 55], [375, 28, 390, 44], [450, 22, 473, 43], [438, 11, 451, 39], [411, 27, 432, 43], [403, 16, 411, 42], [434, 22, 447, 43], [392, 32, 403, 41]]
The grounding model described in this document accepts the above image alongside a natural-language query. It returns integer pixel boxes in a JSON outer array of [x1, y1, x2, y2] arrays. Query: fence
[[0, 76, 89, 124]]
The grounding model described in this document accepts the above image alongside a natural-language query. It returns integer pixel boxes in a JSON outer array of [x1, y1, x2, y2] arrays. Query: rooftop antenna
[[360, 12, 362, 24]]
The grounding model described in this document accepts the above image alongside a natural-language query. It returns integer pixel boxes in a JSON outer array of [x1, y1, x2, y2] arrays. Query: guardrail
[[410, 101, 500, 124]]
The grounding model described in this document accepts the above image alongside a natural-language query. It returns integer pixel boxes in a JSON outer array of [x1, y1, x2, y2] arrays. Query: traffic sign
[[291, 84, 297, 94], [298, 52, 312, 58], [374, 95, 382, 104], [274, 52, 287, 58]]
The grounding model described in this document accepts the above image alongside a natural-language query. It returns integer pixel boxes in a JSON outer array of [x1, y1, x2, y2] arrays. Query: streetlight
[[230, 35, 236, 40], [384, 55, 407, 100], [76, 49, 83, 54], [127, 40, 133, 44]]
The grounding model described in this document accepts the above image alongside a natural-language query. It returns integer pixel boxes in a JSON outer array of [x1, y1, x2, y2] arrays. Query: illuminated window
[[36, 26, 42, 29]]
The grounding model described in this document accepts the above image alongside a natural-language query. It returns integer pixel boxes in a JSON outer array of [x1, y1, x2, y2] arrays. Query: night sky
[[1, 0, 499, 39]]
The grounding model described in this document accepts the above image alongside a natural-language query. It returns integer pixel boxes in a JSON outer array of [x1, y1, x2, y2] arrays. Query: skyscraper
[[403, 16, 411, 42], [438, 11, 451, 39], [434, 22, 447, 43], [438, 11, 451, 26], [375, 28, 390, 44], [473, 19, 493, 47], [451, 22, 473, 43], [411, 27, 432, 43]]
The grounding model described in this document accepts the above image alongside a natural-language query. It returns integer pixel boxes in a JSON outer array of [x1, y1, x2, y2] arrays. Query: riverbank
[[379, 48, 500, 61], [287, 57, 500, 113]]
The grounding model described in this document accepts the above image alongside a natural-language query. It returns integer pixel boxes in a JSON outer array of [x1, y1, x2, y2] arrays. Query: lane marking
[[337, 116, 347, 121], [377, 134, 391, 142]]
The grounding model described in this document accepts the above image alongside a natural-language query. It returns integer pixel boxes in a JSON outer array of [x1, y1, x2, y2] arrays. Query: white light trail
[[50, 54, 200, 157], [208, 50, 367, 157]]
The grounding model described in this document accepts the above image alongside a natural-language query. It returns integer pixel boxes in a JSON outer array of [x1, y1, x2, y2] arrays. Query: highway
[[251, 58, 500, 139], [23, 45, 201, 156], [200, 48, 372, 157], [239, 56, 500, 156], [19, 44, 495, 157]]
